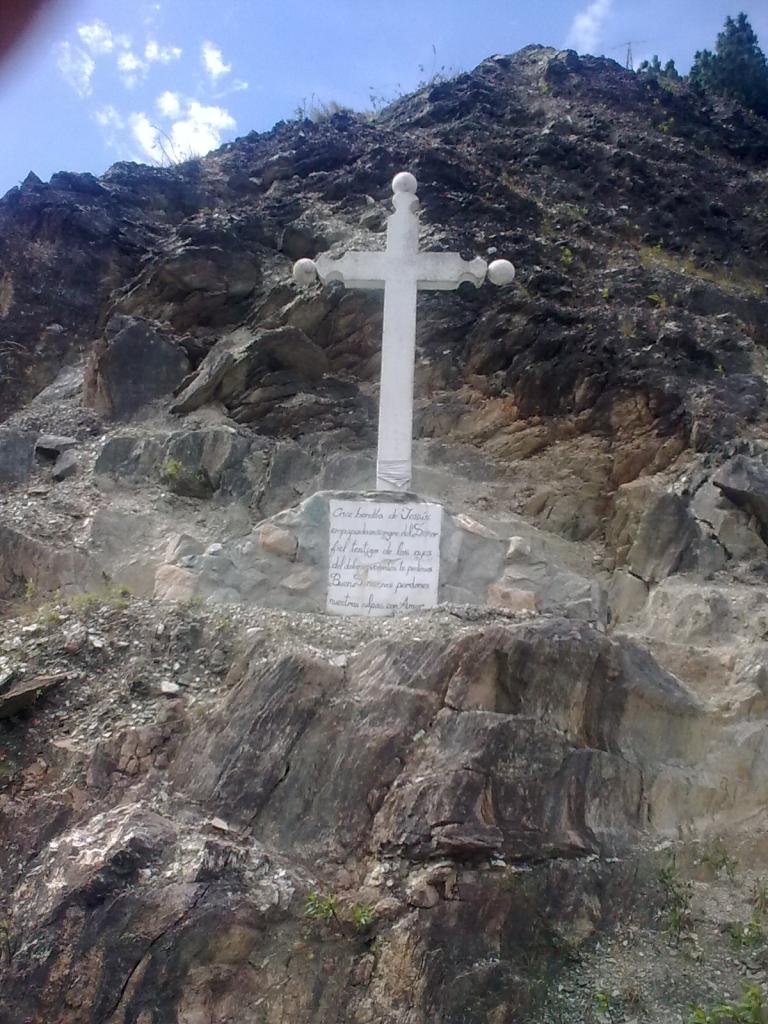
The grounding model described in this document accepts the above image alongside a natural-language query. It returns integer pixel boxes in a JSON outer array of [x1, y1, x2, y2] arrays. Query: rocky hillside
[[2, 45, 768, 1023]]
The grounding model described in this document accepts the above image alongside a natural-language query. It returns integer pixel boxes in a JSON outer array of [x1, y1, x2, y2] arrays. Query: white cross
[[293, 171, 515, 491]]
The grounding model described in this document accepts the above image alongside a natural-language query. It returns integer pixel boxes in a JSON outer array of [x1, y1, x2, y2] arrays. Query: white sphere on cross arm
[[292, 258, 318, 285], [487, 259, 516, 286], [392, 171, 418, 194]]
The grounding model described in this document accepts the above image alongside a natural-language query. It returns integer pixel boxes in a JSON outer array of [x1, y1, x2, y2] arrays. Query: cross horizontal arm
[[315, 251, 388, 290], [414, 253, 487, 290]]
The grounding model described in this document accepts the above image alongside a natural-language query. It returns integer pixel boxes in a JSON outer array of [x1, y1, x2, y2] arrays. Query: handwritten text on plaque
[[327, 499, 442, 617]]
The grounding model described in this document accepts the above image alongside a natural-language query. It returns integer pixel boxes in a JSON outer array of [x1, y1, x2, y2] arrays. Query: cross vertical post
[[293, 171, 515, 491]]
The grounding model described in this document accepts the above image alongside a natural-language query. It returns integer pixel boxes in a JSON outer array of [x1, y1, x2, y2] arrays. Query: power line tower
[[611, 41, 647, 71]]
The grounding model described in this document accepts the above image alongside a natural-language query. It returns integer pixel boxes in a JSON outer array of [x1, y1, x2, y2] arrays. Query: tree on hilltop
[[689, 12, 768, 116], [638, 54, 681, 82]]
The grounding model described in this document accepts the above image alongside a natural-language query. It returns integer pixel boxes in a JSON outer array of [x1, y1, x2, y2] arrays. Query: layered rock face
[[2, 44, 768, 1024], [0, 609, 707, 1024]]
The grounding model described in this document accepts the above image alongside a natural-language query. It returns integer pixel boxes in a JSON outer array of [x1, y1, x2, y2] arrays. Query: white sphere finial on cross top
[[392, 171, 418, 194]]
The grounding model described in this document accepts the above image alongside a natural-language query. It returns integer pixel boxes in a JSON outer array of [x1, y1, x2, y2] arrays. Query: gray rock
[[691, 479, 766, 561], [500, 534, 606, 623], [29, 364, 84, 405], [171, 325, 327, 415], [0, 524, 102, 601], [713, 455, 768, 544], [608, 570, 649, 625], [162, 427, 266, 500], [35, 435, 78, 458], [260, 441, 320, 516], [94, 428, 268, 501], [86, 316, 191, 419], [0, 429, 36, 485], [278, 222, 325, 260], [172, 620, 700, 859], [93, 434, 165, 481], [0, 672, 67, 719], [51, 450, 79, 481], [627, 492, 700, 584]]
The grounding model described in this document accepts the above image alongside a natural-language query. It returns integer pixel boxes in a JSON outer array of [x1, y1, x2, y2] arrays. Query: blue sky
[[1, 0, 767, 196]]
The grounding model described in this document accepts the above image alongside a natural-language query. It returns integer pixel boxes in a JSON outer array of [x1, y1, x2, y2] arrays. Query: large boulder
[[0, 524, 101, 600], [172, 620, 701, 863], [84, 316, 191, 419], [610, 478, 709, 584], [713, 454, 768, 544], [0, 429, 36, 486], [171, 325, 328, 415], [117, 244, 261, 330], [94, 426, 269, 501]]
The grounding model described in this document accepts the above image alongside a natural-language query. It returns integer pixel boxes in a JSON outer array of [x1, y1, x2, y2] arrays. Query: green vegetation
[[687, 985, 766, 1024], [363, 46, 459, 115], [560, 246, 574, 270], [752, 878, 768, 916], [727, 918, 765, 951], [67, 592, 101, 614], [304, 891, 375, 938], [594, 989, 622, 1023], [351, 902, 375, 932], [690, 14, 768, 118], [659, 859, 694, 945], [592, 985, 644, 1023], [618, 317, 634, 339], [639, 243, 765, 299], [305, 891, 339, 923], [293, 95, 353, 122], [37, 603, 63, 626], [638, 55, 681, 83], [701, 844, 738, 883], [160, 456, 184, 481], [639, 14, 768, 120], [31, 584, 133, 621]]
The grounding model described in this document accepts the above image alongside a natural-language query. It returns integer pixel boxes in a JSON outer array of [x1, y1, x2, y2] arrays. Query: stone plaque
[[327, 499, 442, 617]]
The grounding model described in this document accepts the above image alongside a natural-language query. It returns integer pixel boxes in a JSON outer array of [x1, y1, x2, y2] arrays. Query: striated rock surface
[[2, 43, 768, 1024]]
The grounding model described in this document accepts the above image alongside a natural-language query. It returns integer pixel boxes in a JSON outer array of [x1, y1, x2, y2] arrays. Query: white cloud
[[130, 112, 162, 160], [143, 3, 162, 26], [94, 105, 124, 129], [213, 78, 249, 101], [77, 20, 114, 55], [566, 0, 612, 54], [157, 90, 181, 117], [77, 20, 131, 56], [129, 101, 236, 163], [93, 105, 128, 153], [145, 39, 182, 63], [170, 101, 235, 157], [56, 42, 95, 97], [118, 50, 148, 88], [202, 41, 231, 80]]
